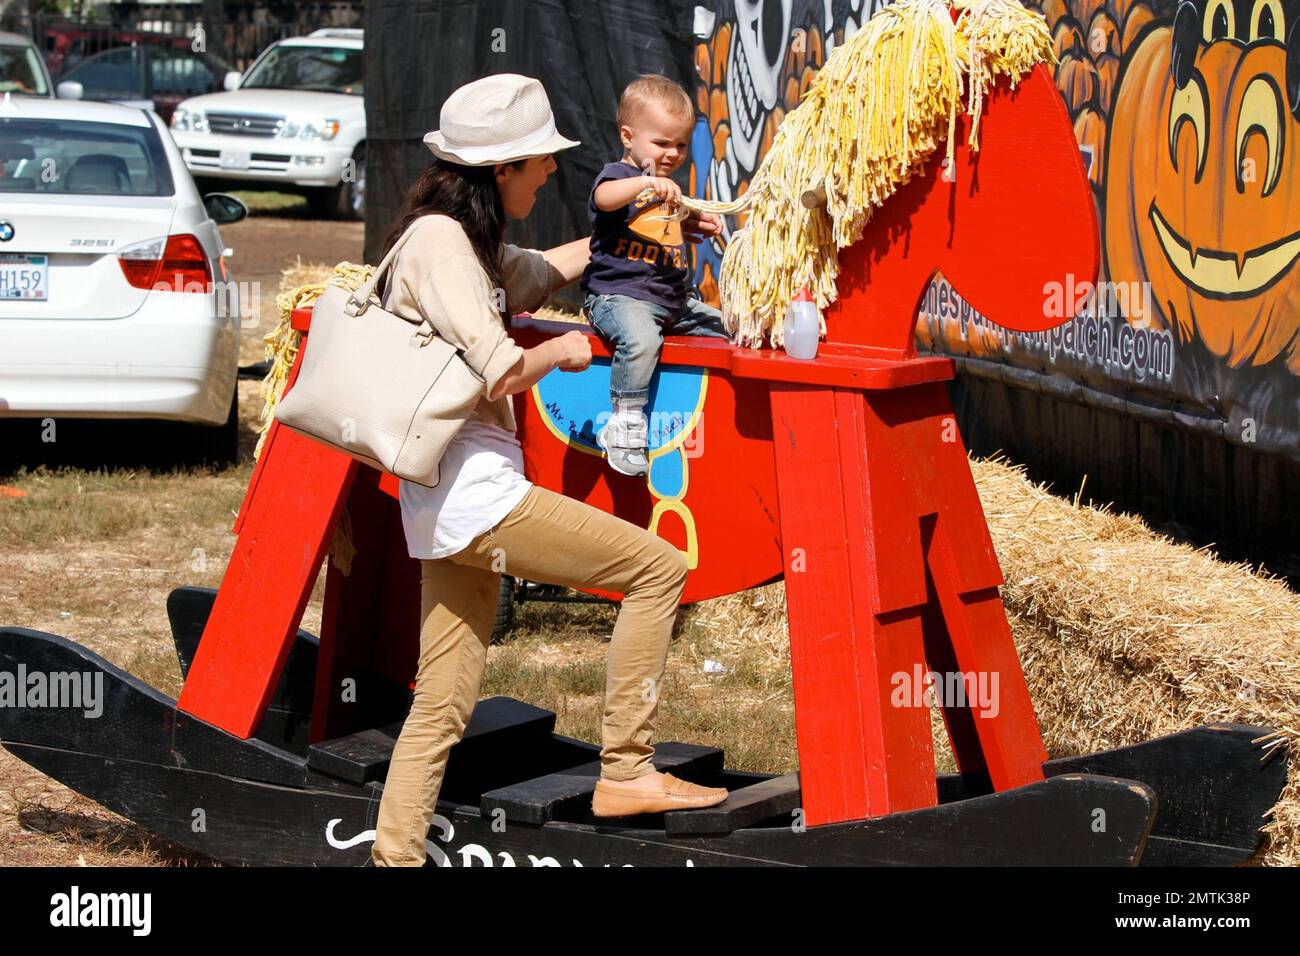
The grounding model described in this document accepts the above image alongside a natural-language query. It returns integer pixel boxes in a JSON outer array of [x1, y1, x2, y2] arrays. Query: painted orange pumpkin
[[1110, 0, 1148, 31], [1120, 4, 1157, 53], [1056, 51, 1101, 111], [1094, 51, 1121, 108], [1074, 106, 1109, 187], [1039, 0, 1071, 30], [1088, 10, 1119, 57], [1054, 17, 1088, 58], [1105, 14, 1300, 370]]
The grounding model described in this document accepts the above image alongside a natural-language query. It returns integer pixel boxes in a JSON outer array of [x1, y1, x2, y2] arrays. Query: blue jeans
[[584, 292, 729, 401]]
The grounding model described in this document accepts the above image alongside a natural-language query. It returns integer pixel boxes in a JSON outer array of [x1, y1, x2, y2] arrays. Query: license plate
[[220, 150, 251, 170], [0, 253, 47, 301]]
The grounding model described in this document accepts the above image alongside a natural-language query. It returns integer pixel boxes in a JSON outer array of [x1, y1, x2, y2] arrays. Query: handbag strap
[[343, 215, 434, 317]]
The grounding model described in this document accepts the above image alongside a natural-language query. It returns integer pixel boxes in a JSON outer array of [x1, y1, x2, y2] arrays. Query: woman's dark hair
[[376, 156, 527, 315]]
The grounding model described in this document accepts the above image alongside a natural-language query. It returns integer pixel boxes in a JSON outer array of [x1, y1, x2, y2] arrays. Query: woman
[[369, 74, 728, 866]]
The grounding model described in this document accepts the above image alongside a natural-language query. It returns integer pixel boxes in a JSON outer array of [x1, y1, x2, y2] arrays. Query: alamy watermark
[[0, 665, 103, 718], [50, 886, 150, 935], [890, 664, 1000, 718], [592, 408, 705, 458]]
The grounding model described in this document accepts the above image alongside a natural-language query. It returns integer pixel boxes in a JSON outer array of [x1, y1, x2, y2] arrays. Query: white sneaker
[[597, 414, 649, 477]]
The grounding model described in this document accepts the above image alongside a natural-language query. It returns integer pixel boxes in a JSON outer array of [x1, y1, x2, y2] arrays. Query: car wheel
[[171, 384, 238, 468], [342, 146, 365, 221], [490, 575, 516, 644], [310, 147, 364, 221]]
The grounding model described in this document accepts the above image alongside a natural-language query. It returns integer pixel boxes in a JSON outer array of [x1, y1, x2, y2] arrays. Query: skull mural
[[691, 0, 879, 303], [727, 0, 796, 173]]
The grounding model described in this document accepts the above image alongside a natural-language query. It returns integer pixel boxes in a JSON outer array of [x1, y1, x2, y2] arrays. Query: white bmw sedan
[[0, 94, 245, 464]]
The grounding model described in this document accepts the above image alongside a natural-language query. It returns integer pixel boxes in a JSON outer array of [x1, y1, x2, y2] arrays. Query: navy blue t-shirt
[[580, 161, 689, 311]]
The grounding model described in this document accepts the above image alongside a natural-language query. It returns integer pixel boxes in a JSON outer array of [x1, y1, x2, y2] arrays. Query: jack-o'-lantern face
[[1105, 0, 1300, 371]]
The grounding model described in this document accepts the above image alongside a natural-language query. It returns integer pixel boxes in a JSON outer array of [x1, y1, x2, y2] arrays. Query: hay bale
[[277, 258, 337, 293], [531, 305, 586, 325], [976, 456, 1298, 865]]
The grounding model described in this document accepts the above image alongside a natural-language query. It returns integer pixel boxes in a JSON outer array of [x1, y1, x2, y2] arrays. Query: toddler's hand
[[643, 176, 683, 206], [551, 330, 592, 372]]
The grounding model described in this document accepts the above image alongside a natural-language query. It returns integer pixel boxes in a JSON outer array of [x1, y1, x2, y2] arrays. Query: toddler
[[581, 74, 730, 476]]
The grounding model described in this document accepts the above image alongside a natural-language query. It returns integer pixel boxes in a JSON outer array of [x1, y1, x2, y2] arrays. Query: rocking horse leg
[[874, 378, 1050, 792], [770, 384, 939, 826], [919, 566, 990, 787], [925, 523, 1048, 790], [177, 423, 359, 738]]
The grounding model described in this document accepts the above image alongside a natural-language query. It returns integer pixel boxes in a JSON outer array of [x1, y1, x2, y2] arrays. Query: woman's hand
[[486, 330, 592, 400], [682, 211, 723, 244], [550, 329, 592, 372]]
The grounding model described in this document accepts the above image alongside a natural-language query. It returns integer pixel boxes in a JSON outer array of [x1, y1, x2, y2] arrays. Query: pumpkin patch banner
[[688, 0, 1300, 461]]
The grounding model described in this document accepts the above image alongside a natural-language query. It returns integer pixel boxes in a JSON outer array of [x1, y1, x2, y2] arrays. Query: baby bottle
[[782, 287, 821, 360]]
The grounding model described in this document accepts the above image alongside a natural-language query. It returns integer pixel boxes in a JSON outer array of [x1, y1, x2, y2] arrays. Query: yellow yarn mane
[[679, 0, 1055, 348]]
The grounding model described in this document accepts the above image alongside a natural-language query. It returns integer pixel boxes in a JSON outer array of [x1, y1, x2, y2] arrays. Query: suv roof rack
[[307, 29, 364, 39]]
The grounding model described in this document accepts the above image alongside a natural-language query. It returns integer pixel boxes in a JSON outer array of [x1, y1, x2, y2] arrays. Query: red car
[[42, 24, 194, 78]]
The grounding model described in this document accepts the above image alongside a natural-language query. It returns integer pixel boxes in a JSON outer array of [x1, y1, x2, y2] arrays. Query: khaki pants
[[370, 483, 688, 866]]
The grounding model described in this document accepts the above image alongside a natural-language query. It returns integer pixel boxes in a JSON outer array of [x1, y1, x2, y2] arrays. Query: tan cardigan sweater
[[379, 214, 553, 432]]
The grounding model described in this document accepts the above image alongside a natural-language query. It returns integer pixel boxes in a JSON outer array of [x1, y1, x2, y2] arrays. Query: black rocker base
[[0, 623, 1286, 867]]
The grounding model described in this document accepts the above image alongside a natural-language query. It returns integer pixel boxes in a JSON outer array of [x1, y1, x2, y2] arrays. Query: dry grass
[[532, 305, 587, 325], [277, 258, 339, 295], [0, 256, 347, 866], [485, 591, 807, 776]]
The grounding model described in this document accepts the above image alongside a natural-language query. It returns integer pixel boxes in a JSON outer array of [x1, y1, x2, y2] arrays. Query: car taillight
[[117, 234, 212, 292], [117, 237, 165, 287]]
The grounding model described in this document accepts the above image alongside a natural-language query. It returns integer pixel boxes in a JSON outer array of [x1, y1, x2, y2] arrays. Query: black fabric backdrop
[[363, 0, 698, 307]]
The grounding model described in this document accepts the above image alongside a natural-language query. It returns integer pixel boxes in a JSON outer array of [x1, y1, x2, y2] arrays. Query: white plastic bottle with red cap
[[782, 287, 821, 360]]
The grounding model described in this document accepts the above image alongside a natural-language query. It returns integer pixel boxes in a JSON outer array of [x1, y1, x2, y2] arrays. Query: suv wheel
[[310, 146, 364, 221]]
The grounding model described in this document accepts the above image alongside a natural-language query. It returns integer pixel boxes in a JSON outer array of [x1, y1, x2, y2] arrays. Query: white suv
[[168, 29, 365, 219]]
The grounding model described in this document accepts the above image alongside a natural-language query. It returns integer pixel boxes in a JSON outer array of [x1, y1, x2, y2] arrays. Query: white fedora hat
[[424, 73, 581, 166]]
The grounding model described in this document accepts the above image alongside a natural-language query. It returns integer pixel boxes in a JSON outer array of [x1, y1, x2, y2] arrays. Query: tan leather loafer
[[591, 771, 728, 817]]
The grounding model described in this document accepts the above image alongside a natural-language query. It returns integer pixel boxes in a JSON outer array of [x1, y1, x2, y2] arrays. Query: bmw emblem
[[0, 221, 13, 242]]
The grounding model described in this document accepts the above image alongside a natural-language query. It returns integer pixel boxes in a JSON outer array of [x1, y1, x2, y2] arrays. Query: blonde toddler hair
[[617, 74, 695, 129]]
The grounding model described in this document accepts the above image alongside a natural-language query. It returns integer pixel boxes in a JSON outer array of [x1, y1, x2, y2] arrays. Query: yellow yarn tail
[[677, 0, 1054, 348], [254, 262, 375, 460]]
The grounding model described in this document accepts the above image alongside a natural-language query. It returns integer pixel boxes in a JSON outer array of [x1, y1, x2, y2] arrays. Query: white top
[[398, 416, 533, 560]]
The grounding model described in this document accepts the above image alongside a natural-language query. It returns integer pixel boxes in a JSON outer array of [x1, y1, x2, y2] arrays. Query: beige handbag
[[274, 218, 485, 488]]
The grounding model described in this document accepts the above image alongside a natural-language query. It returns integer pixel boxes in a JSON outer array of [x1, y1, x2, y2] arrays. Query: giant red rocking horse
[[0, 63, 1285, 866]]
